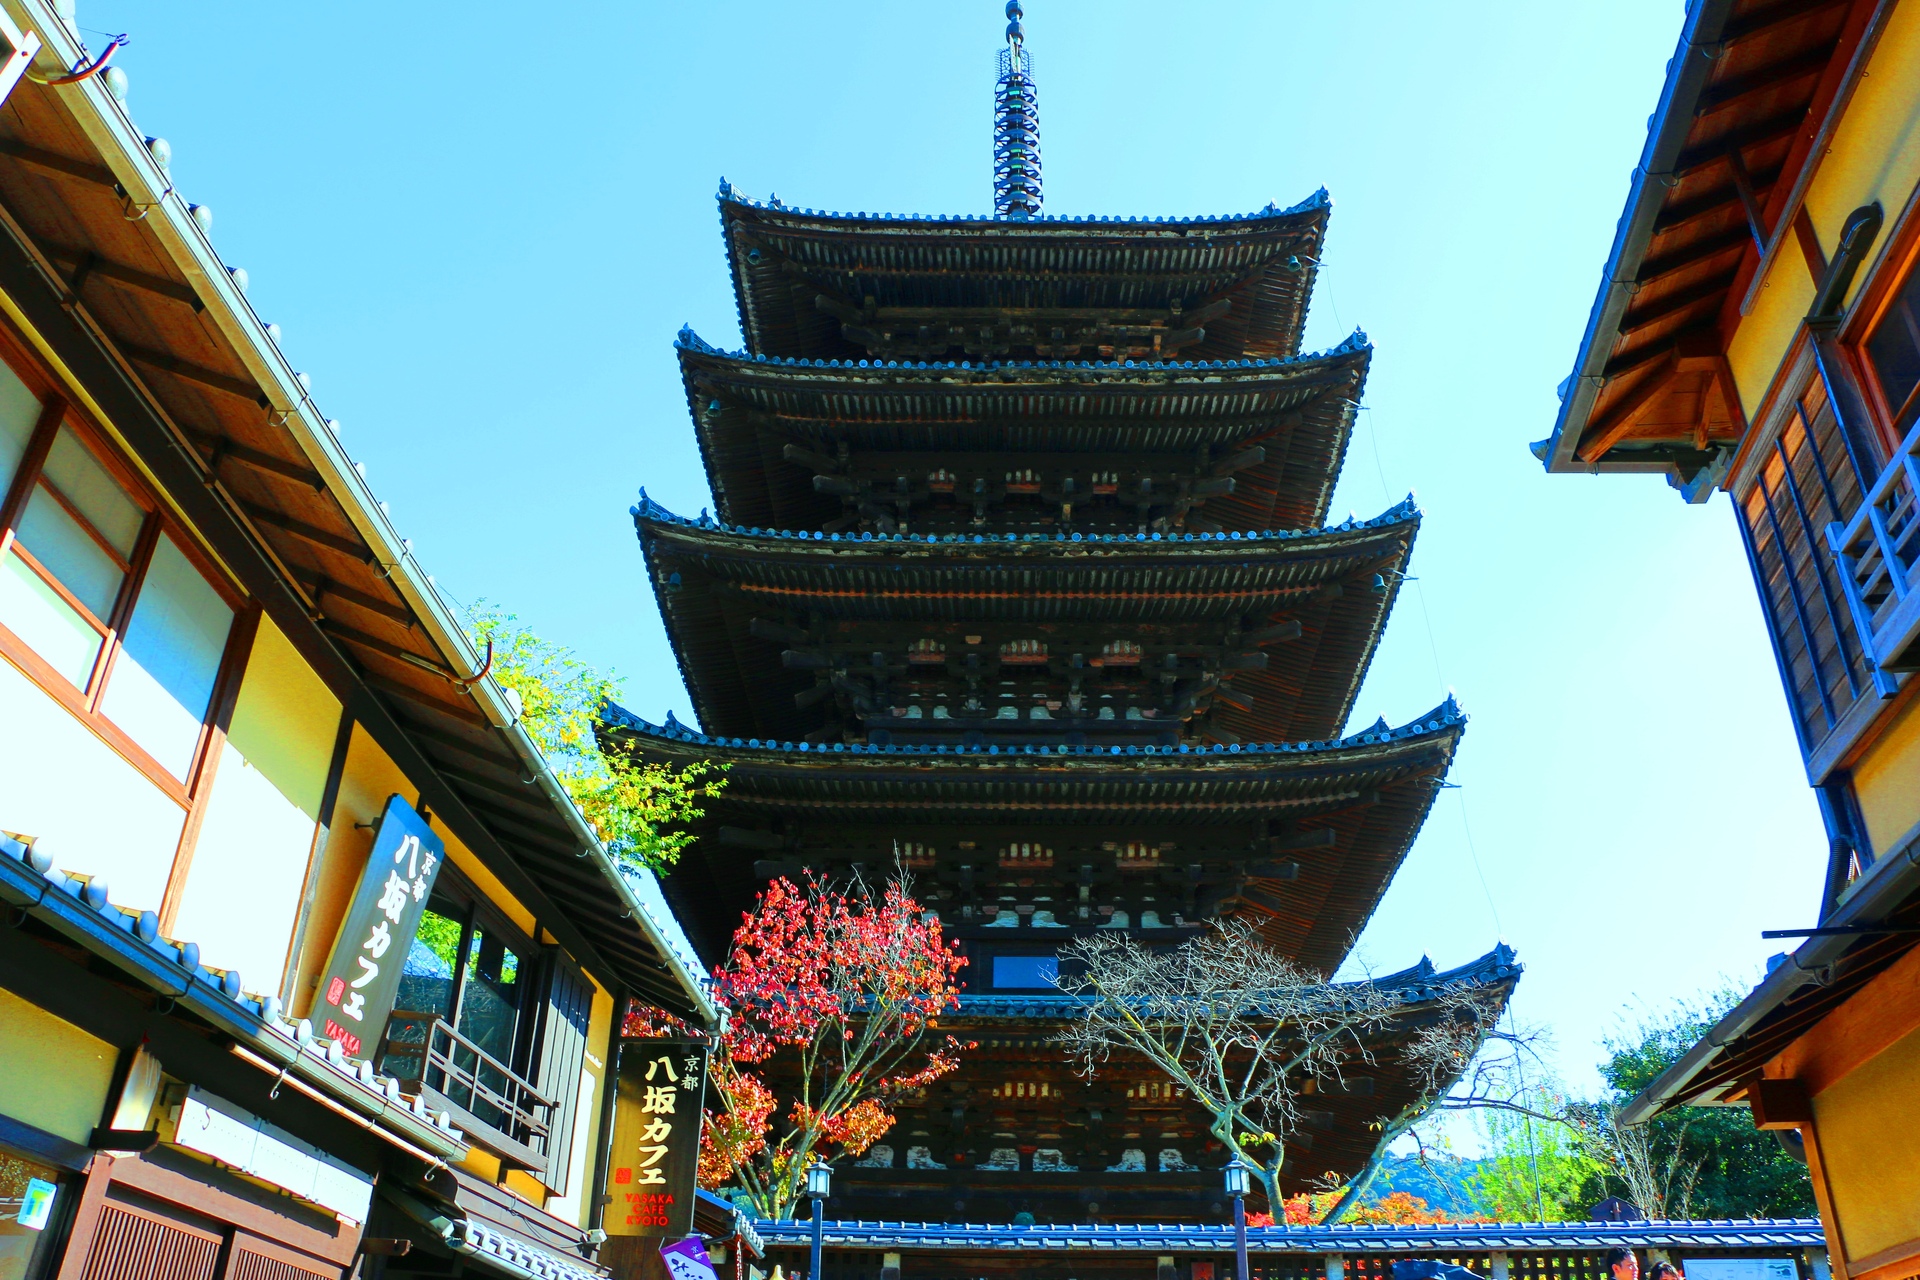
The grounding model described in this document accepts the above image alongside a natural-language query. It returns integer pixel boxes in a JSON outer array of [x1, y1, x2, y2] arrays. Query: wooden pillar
[[1809, 1250, 1832, 1280], [1325, 1253, 1345, 1280], [882, 1253, 901, 1280], [1491, 1252, 1510, 1280]]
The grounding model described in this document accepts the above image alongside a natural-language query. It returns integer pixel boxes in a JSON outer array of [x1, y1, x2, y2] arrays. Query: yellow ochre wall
[[171, 617, 340, 1004], [0, 987, 117, 1143], [285, 720, 541, 1019], [1851, 689, 1920, 858], [1809, 0, 1920, 315], [1725, 1, 1920, 422], [1811, 1021, 1920, 1265]]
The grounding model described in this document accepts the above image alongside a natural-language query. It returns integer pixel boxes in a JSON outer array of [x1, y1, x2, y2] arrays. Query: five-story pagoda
[[610, 6, 1517, 1230]]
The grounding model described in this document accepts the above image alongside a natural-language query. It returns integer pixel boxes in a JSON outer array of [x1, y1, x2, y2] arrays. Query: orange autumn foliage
[[1245, 1190, 1486, 1227]]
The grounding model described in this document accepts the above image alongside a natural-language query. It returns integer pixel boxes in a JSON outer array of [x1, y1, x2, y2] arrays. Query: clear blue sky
[[80, 0, 1826, 1100]]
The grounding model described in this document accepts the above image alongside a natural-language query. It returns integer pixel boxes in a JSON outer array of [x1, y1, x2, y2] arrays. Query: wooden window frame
[[1842, 177, 1920, 456], [0, 321, 255, 814]]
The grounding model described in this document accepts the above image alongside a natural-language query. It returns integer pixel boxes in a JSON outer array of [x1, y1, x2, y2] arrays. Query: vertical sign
[[314, 795, 446, 1058], [606, 1038, 709, 1239]]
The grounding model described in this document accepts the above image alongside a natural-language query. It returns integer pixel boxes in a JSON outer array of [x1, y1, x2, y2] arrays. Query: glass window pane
[[0, 548, 102, 687], [1868, 275, 1920, 428], [12, 485, 125, 620], [0, 1152, 63, 1280], [38, 429, 142, 559], [456, 920, 522, 1064], [0, 360, 39, 506], [397, 903, 464, 1018], [99, 533, 234, 779]]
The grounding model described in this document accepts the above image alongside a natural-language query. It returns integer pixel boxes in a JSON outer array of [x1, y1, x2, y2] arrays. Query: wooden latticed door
[[74, 1193, 222, 1280]]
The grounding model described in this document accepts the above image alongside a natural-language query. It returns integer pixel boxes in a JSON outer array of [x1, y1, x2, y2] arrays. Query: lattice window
[[1739, 373, 1874, 747]]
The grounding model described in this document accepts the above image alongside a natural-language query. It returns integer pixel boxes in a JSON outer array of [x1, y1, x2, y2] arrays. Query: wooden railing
[[1828, 412, 1920, 677], [379, 1011, 554, 1171]]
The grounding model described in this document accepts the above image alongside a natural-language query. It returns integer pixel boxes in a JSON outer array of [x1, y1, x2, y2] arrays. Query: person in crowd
[[1606, 1248, 1640, 1280], [1647, 1263, 1682, 1280]]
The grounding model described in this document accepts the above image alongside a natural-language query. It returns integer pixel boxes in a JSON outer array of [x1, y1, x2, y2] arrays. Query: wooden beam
[[44, 247, 202, 311], [318, 617, 458, 679], [1579, 352, 1680, 462], [1697, 44, 1837, 117], [0, 137, 116, 187], [237, 499, 371, 561], [1794, 206, 1829, 283], [292, 573, 414, 626], [360, 670, 489, 727], [185, 429, 323, 490], [121, 343, 267, 406], [1726, 147, 1771, 253]]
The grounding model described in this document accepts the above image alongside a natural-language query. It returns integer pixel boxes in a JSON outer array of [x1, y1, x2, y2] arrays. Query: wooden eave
[[678, 339, 1369, 533], [632, 507, 1414, 746], [605, 706, 1463, 974], [1541, 0, 1881, 482], [0, 35, 706, 1018], [719, 195, 1329, 363]]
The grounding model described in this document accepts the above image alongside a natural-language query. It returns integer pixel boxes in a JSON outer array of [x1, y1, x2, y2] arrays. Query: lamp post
[[1223, 1160, 1251, 1280], [806, 1160, 833, 1280]]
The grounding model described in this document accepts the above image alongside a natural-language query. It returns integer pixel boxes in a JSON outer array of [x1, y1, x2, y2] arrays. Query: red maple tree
[[627, 875, 968, 1220]]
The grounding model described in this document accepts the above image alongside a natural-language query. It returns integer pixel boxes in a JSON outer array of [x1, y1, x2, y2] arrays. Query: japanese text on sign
[[605, 1038, 709, 1239]]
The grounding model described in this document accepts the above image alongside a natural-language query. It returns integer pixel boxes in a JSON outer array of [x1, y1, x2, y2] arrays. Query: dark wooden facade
[[621, 180, 1513, 1228]]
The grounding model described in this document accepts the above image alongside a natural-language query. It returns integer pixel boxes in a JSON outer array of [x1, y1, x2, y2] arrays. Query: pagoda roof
[[717, 184, 1329, 362], [945, 944, 1515, 1023], [602, 699, 1463, 973], [676, 328, 1370, 532], [631, 496, 1417, 745]]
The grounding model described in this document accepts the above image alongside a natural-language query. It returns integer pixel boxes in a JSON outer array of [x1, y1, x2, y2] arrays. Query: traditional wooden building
[[1538, 3, 1920, 1278], [608, 7, 1517, 1241], [0, 4, 722, 1279]]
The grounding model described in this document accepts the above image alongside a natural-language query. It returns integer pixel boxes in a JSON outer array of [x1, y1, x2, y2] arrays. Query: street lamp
[[807, 1160, 833, 1280], [1223, 1160, 1251, 1280]]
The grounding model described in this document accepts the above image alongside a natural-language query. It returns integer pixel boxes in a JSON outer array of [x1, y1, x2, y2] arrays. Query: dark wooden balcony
[[379, 1011, 554, 1173], [1829, 415, 1920, 676]]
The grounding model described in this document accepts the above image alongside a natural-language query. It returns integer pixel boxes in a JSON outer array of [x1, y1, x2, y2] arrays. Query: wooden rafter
[[1579, 352, 1679, 462]]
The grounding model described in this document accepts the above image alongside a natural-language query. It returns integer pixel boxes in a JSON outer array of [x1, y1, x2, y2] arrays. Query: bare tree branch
[[1054, 920, 1517, 1223]]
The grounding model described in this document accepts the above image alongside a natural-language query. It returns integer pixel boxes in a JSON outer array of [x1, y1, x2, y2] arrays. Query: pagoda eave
[[678, 334, 1370, 532], [633, 500, 1415, 745], [720, 187, 1330, 362], [607, 702, 1461, 973]]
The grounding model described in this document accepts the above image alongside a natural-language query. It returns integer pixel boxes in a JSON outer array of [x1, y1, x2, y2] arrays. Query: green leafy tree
[[465, 604, 723, 873], [1468, 1082, 1604, 1220], [1579, 988, 1815, 1218]]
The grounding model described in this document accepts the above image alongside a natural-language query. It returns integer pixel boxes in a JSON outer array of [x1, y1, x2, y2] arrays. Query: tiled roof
[[0, 833, 466, 1158], [715, 182, 1332, 227], [748, 1218, 1827, 1253], [602, 695, 1462, 760]]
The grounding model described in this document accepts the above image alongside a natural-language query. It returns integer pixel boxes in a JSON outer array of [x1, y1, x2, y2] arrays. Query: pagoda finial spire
[[993, 1, 1042, 219]]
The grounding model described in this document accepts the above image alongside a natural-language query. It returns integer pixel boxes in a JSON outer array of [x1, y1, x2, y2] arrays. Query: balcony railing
[[1828, 413, 1920, 678], [379, 1011, 554, 1172]]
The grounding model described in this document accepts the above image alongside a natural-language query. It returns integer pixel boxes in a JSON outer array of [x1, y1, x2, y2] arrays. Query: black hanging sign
[[606, 1038, 710, 1238], [313, 794, 446, 1058]]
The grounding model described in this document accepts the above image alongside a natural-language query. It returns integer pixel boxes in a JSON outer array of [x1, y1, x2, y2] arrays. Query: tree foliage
[[1468, 1083, 1605, 1221], [1574, 991, 1815, 1218], [1054, 920, 1517, 1224], [464, 604, 722, 873], [628, 875, 970, 1221]]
